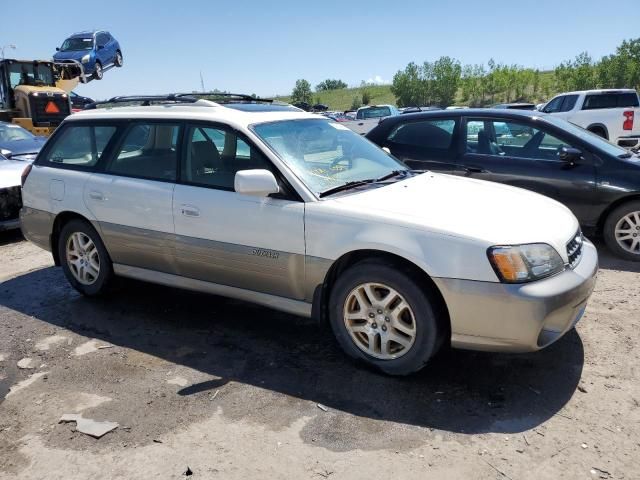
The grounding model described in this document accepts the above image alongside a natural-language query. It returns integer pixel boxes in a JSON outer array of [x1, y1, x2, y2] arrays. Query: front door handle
[[88, 190, 104, 201], [464, 165, 486, 174], [180, 204, 200, 217]]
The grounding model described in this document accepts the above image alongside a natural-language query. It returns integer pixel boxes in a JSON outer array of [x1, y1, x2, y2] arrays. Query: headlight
[[81, 54, 90, 63], [488, 243, 564, 283]]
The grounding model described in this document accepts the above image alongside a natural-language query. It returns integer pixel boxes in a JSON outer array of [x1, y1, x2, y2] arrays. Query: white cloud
[[365, 75, 387, 85]]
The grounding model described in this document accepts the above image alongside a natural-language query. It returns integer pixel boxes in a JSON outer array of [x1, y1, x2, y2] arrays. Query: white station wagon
[[19, 94, 598, 375]]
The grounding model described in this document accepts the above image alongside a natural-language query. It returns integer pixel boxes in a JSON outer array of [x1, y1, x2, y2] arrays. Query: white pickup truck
[[541, 89, 640, 148], [342, 104, 400, 135]]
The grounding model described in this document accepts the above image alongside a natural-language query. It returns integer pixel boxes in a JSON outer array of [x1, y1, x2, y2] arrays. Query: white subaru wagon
[[19, 95, 598, 375]]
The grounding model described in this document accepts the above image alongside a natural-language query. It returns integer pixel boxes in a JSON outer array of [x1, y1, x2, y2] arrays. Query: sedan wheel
[[94, 62, 103, 80], [343, 282, 416, 360], [115, 51, 123, 67], [66, 232, 100, 285], [614, 211, 640, 254]]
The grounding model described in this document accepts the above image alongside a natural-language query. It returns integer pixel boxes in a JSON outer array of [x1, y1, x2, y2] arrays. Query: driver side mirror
[[56, 47, 60, 51], [559, 146, 582, 163], [1, 148, 12, 159], [234, 169, 280, 197]]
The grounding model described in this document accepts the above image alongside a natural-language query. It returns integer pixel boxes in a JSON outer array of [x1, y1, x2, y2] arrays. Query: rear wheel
[[114, 50, 123, 67], [93, 62, 103, 80], [604, 200, 640, 261], [328, 260, 442, 375], [58, 219, 113, 295]]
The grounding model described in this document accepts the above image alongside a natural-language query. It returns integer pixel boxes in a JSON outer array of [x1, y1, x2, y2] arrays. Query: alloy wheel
[[343, 282, 417, 360], [95, 63, 103, 79], [615, 211, 640, 255], [66, 232, 100, 285]]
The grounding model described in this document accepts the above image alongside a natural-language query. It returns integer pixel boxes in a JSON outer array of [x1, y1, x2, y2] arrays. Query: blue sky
[[2, 0, 636, 100]]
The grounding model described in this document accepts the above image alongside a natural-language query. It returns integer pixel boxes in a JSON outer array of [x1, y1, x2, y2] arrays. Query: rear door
[[377, 117, 459, 173], [84, 120, 182, 274], [172, 123, 306, 299], [456, 117, 598, 224]]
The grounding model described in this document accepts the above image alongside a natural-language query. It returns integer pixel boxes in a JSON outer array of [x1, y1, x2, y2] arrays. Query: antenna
[[200, 71, 205, 93]]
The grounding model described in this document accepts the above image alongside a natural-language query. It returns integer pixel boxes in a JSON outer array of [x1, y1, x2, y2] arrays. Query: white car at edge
[[19, 95, 598, 375]]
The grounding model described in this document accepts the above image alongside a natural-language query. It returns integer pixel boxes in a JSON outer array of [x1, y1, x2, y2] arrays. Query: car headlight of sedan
[[488, 243, 564, 283], [81, 54, 90, 64]]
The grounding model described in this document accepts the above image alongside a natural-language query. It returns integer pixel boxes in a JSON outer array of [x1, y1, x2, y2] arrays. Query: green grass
[[275, 84, 395, 111]]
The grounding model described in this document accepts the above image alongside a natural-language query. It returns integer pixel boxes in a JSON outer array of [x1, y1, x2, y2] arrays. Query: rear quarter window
[[583, 93, 640, 110], [41, 124, 117, 167]]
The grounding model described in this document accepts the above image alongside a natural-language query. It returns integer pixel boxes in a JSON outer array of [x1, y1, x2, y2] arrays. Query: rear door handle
[[180, 204, 200, 217], [89, 190, 104, 201], [464, 166, 486, 174]]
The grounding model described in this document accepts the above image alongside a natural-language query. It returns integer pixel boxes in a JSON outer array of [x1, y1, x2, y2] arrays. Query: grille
[[29, 95, 70, 126], [0, 186, 22, 222], [566, 230, 584, 269]]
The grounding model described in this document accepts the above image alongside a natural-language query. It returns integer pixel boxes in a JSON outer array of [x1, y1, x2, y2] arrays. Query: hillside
[[275, 84, 395, 111]]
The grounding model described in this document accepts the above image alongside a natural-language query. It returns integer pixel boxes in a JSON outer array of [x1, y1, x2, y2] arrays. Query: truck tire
[[328, 260, 442, 375]]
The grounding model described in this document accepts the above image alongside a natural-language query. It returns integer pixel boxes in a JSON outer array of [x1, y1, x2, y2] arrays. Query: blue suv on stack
[[53, 30, 123, 80]]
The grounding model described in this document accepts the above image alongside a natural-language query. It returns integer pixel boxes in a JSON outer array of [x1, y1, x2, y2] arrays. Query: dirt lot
[[0, 230, 638, 479]]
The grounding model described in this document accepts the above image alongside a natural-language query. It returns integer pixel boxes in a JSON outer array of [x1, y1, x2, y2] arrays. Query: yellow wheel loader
[[0, 59, 87, 136]]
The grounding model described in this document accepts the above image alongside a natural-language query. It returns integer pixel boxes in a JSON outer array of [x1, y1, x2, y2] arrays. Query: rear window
[[582, 93, 639, 110], [42, 125, 117, 167], [359, 107, 391, 119], [387, 119, 456, 149]]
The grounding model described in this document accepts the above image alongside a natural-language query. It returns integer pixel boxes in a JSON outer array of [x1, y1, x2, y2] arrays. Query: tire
[[603, 200, 640, 261], [93, 62, 103, 80], [58, 219, 113, 295], [114, 50, 123, 67], [328, 260, 442, 375], [588, 127, 607, 139]]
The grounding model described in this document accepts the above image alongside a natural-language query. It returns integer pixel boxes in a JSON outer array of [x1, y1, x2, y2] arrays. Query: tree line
[[391, 38, 640, 108]]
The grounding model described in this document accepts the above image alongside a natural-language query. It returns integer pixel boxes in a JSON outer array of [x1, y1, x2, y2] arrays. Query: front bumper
[[433, 239, 598, 352]]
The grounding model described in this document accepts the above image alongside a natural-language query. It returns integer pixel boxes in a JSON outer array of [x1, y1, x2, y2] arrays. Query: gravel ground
[[0, 230, 639, 479]]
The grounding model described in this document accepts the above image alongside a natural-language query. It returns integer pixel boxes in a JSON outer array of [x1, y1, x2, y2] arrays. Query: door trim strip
[[113, 263, 312, 318]]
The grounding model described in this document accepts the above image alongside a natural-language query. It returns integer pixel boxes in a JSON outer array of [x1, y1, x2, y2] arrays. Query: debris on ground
[[6, 372, 49, 398], [59, 414, 119, 438], [17, 358, 36, 369], [35, 335, 67, 351], [317, 403, 328, 412], [167, 376, 189, 387], [578, 385, 588, 393], [73, 340, 103, 357], [183, 466, 193, 476]]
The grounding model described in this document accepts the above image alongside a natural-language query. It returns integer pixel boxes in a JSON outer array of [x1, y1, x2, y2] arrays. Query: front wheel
[[93, 62, 103, 80], [328, 260, 443, 375], [114, 50, 123, 67], [58, 219, 113, 295], [604, 200, 640, 261]]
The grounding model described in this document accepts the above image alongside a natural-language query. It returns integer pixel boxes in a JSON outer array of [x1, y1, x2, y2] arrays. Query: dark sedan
[[367, 109, 640, 260]]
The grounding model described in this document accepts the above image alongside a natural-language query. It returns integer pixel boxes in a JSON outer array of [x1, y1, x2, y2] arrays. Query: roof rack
[[84, 94, 200, 109], [84, 92, 275, 110], [175, 92, 273, 103]]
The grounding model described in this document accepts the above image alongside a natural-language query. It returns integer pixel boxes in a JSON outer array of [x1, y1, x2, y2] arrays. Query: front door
[[172, 123, 306, 299], [456, 118, 598, 225], [84, 121, 182, 273]]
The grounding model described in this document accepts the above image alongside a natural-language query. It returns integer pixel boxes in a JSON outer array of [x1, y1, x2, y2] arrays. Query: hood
[[0, 158, 27, 189], [330, 172, 579, 261], [53, 50, 91, 62], [0, 137, 45, 158]]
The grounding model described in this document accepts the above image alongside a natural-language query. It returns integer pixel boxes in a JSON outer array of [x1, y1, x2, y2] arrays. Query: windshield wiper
[[318, 179, 377, 198], [374, 169, 411, 182]]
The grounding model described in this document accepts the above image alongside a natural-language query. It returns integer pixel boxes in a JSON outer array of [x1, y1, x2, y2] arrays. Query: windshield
[[361, 106, 391, 119], [0, 123, 35, 142], [542, 115, 630, 157], [7, 62, 55, 88], [253, 119, 407, 195], [60, 37, 93, 52]]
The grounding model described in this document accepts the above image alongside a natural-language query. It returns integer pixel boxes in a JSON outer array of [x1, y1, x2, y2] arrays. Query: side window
[[43, 125, 116, 167], [96, 33, 107, 47], [617, 93, 639, 107], [543, 96, 565, 113], [182, 125, 273, 190], [560, 94, 578, 112], [106, 123, 180, 181], [387, 119, 456, 150], [583, 94, 617, 110]]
